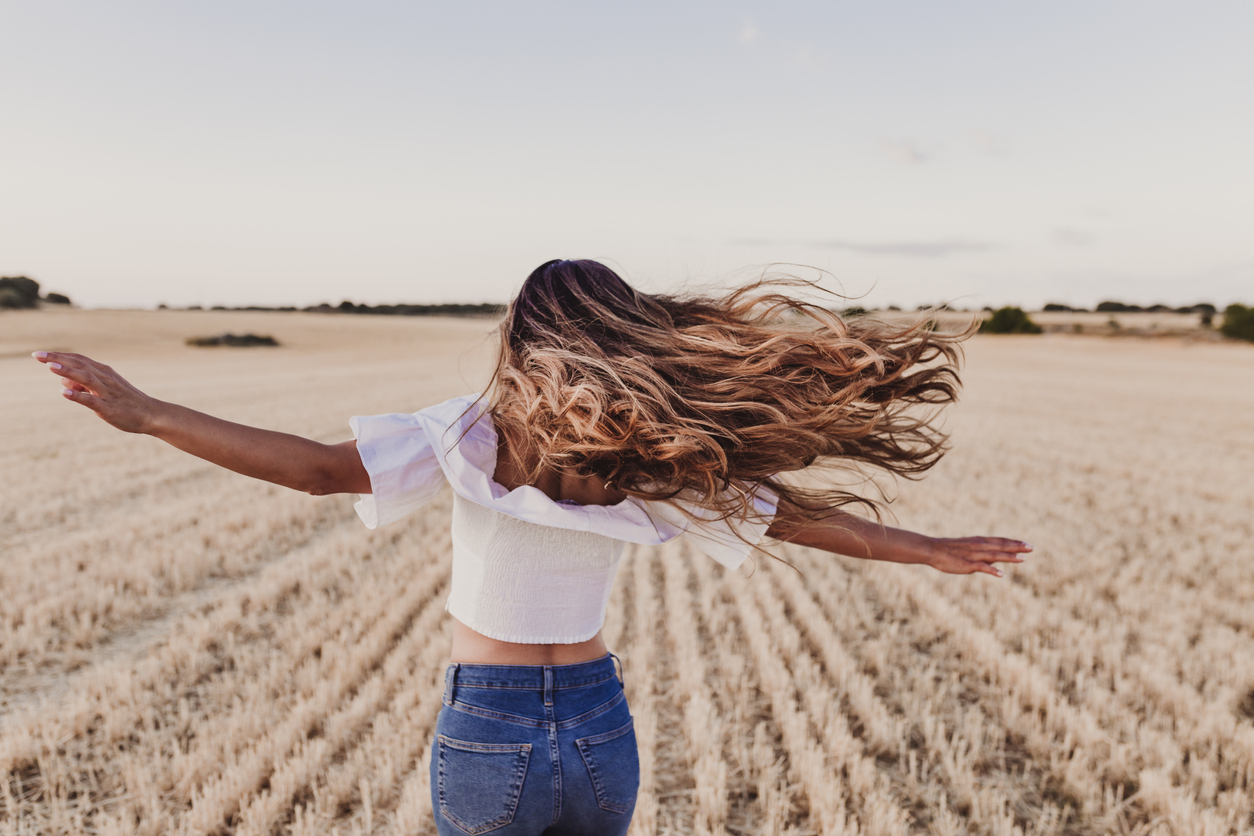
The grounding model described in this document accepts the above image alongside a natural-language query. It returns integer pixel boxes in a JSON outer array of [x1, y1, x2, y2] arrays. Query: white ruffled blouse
[[350, 393, 777, 643]]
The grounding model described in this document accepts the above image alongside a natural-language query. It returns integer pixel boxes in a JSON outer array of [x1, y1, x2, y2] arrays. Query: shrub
[[980, 307, 1043, 334], [1220, 304, 1254, 343], [0, 276, 40, 308], [185, 333, 280, 347], [0, 288, 27, 309], [44, 292, 71, 305]]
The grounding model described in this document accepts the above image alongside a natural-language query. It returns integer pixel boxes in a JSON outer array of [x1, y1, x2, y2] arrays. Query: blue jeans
[[430, 654, 639, 836]]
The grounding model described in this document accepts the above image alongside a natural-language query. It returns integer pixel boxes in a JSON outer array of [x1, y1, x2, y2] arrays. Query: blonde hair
[[487, 259, 967, 531]]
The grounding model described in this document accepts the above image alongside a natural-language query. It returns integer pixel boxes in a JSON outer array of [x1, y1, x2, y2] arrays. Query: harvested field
[[2, 309, 1253, 835]]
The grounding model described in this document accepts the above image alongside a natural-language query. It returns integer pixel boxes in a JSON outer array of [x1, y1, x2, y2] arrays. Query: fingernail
[[62, 389, 75, 397], [32, 351, 48, 359], [48, 362, 62, 370], [1022, 542, 1034, 550]]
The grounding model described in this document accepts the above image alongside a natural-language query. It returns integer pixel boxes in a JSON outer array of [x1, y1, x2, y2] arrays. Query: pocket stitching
[[448, 701, 547, 728], [576, 719, 636, 815], [437, 735, 532, 835], [440, 735, 535, 754]]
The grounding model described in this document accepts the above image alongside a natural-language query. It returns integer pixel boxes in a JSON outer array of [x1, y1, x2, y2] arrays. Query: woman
[[33, 259, 1029, 835]]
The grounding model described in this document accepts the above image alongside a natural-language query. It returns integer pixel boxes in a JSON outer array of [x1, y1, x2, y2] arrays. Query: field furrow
[[659, 542, 730, 836], [625, 546, 661, 836], [849, 555, 1234, 834], [688, 545, 808, 834]]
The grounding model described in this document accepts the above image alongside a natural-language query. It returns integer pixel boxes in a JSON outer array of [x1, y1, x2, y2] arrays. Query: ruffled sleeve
[[349, 412, 448, 528]]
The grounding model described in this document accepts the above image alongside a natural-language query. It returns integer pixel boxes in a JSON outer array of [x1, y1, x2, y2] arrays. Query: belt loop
[[609, 652, 624, 686], [543, 666, 554, 707], [444, 663, 460, 705]]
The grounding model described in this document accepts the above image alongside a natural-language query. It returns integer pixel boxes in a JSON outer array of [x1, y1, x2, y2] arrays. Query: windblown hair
[[487, 259, 969, 532]]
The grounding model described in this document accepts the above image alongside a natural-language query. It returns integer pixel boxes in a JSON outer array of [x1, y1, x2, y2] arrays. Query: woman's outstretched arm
[[765, 498, 1031, 578], [32, 351, 370, 496]]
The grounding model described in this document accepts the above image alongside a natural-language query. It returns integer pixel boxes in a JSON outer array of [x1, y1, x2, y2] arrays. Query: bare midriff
[[450, 618, 609, 665]]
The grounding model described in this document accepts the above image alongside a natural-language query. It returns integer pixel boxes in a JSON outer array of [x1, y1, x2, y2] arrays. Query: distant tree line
[[0, 277, 72, 309], [1042, 302, 1217, 314], [166, 301, 506, 317], [318, 301, 506, 317], [978, 302, 1254, 342]]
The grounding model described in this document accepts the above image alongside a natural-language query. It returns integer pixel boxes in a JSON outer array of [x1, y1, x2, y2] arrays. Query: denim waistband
[[444, 653, 622, 692]]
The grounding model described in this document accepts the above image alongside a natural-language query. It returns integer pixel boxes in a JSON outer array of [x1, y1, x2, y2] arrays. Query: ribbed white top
[[350, 393, 777, 643], [448, 494, 625, 643]]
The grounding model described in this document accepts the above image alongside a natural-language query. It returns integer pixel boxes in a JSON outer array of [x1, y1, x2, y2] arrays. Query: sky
[[2, 1, 1251, 310]]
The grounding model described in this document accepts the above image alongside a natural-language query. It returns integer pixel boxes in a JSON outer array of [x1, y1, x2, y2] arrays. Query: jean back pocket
[[575, 719, 640, 815], [437, 735, 532, 835]]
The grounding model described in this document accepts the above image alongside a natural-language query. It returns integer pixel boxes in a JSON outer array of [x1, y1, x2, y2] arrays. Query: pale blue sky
[[2, 2, 1251, 309]]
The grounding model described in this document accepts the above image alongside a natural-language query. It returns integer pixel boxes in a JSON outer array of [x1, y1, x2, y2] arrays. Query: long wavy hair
[[487, 259, 969, 535]]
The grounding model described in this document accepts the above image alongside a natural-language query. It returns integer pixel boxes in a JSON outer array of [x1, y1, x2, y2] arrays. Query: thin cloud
[[970, 130, 1010, 156], [1052, 227, 1097, 248], [731, 19, 825, 70], [815, 238, 998, 257], [1079, 205, 1113, 219], [737, 18, 760, 44], [788, 42, 827, 70], [880, 138, 932, 165], [731, 237, 999, 258]]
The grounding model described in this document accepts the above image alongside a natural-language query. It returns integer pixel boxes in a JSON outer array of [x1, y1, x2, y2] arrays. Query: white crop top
[[350, 393, 778, 643]]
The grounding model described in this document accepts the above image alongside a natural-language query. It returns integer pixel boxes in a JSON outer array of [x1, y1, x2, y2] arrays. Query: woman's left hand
[[925, 537, 1032, 578]]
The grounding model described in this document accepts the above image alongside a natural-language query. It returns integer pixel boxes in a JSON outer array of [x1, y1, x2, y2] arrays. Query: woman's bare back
[[491, 425, 627, 507]]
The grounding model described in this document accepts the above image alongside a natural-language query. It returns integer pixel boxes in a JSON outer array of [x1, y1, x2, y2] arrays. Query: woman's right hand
[[33, 350, 370, 495], [33, 351, 160, 434]]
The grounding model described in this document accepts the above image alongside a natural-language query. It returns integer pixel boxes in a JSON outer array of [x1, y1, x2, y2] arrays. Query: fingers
[[963, 538, 1036, 577], [34, 351, 109, 410], [947, 557, 1006, 578], [964, 537, 1033, 553], [33, 351, 113, 381], [33, 351, 88, 365], [938, 556, 1006, 578], [948, 537, 1033, 563], [51, 363, 104, 391], [971, 549, 1026, 565], [60, 387, 101, 409], [33, 351, 97, 371], [34, 351, 114, 395], [932, 536, 1036, 579]]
